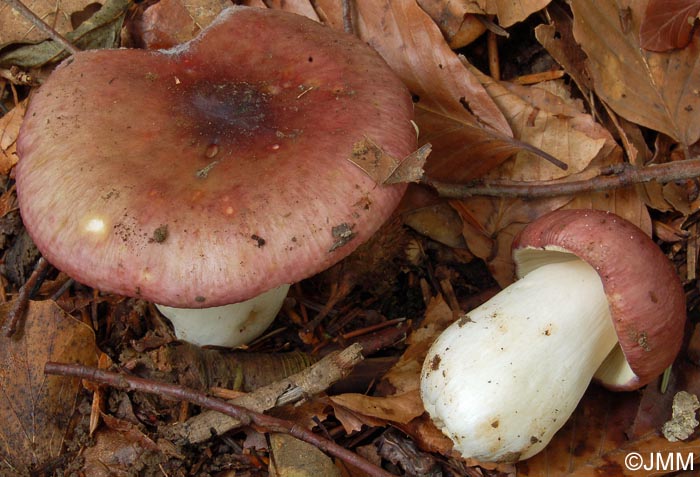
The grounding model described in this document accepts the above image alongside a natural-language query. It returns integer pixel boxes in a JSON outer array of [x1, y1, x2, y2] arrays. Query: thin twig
[[425, 158, 700, 199], [44, 359, 397, 477], [3, 0, 79, 56], [4, 256, 49, 337], [177, 343, 364, 443]]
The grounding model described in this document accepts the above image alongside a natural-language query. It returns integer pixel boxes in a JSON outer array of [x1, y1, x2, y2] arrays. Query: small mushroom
[[420, 209, 686, 462], [15, 7, 416, 347]]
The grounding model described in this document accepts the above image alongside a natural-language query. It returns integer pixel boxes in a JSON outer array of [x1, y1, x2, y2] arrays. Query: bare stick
[[425, 158, 700, 199], [175, 343, 364, 443], [44, 352, 396, 477], [4, 256, 49, 337], [3, 0, 79, 55]]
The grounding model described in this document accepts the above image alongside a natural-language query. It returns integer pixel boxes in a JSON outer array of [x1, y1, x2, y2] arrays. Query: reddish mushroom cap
[[16, 6, 416, 308], [512, 209, 686, 390]]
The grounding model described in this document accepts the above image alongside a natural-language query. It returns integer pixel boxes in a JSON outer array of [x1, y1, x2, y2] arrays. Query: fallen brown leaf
[[378, 295, 455, 396], [269, 433, 341, 477], [0, 300, 98, 474], [0, 0, 100, 45], [416, 0, 486, 48], [476, 0, 554, 28], [0, 0, 129, 68], [477, 74, 609, 181], [352, 0, 521, 182], [0, 100, 25, 176], [519, 383, 700, 476], [330, 390, 424, 425], [571, 0, 700, 147], [348, 137, 428, 185], [639, 0, 700, 52]]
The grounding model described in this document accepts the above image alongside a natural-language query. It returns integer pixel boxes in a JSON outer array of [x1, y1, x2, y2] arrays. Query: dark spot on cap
[[251, 234, 266, 247], [329, 222, 356, 252], [649, 291, 658, 303], [150, 224, 169, 243]]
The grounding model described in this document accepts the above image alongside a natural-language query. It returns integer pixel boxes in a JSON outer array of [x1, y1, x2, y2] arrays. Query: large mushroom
[[15, 6, 416, 347], [420, 208, 686, 462]]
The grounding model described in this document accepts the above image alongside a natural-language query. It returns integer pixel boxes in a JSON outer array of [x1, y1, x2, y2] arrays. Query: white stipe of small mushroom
[[156, 284, 290, 347], [420, 258, 618, 462]]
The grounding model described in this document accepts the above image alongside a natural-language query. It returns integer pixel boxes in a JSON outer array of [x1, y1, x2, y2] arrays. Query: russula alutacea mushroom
[[15, 6, 416, 347], [420, 209, 685, 462]]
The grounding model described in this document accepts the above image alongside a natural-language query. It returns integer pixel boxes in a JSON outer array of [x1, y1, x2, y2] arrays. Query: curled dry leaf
[[402, 202, 467, 249], [0, 100, 26, 176], [571, 0, 700, 146], [452, 196, 571, 286], [416, 0, 487, 48], [349, 138, 429, 185], [352, 0, 522, 182], [639, 0, 700, 52], [330, 390, 424, 427], [0, 300, 98, 474], [475, 73, 609, 181]]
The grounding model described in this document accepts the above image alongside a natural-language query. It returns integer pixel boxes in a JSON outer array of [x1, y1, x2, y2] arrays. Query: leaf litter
[[1, 0, 700, 476]]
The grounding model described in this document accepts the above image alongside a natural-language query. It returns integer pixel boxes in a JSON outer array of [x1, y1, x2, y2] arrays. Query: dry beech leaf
[[0, 0, 101, 45], [452, 196, 570, 286], [269, 433, 341, 477], [330, 390, 424, 426], [423, 0, 552, 28], [378, 295, 455, 396], [475, 75, 609, 181], [352, 0, 523, 182], [535, 7, 670, 213], [331, 399, 386, 434], [0, 300, 98, 474], [452, 151, 650, 287], [639, 0, 700, 52], [571, 0, 700, 146], [0, 100, 26, 176], [469, 0, 554, 28], [534, 7, 593, 97], [81, 428, 151, 477], [402, 202, 467, 249], [519, 379, 700, 476], [0, 0, 129, 68], [416, 0, 487, 48], [254, 0, 320, 20], [348, 138, 428, 185], [449, 69, 649, 286]]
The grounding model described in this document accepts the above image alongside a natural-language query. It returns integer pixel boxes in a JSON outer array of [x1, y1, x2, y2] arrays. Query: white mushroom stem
[[420, 258, 619, 462], [156, 284, 290, 348]]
